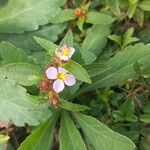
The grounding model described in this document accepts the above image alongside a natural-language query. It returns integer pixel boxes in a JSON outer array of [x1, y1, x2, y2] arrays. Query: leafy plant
[[0, 0, 150, 150]]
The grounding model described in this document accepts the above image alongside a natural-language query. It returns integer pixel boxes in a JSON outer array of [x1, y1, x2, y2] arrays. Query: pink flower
[[46, 66, 76, 93], [55, 44, 75, 61]]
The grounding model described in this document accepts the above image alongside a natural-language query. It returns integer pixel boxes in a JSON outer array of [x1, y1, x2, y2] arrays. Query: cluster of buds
[[38, 44, 76, 107], [74, 7, 86, 19]]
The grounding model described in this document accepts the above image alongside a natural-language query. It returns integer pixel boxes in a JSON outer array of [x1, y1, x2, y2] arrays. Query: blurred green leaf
[[50, 9, 75, 23], [86, 11, 115, 25], [77, 17, 85, 32], [0, 24, 66, 52], [84, 63, 111, 78], [128, 3, 137, 19], [77, 43, 150, 93], [59, 99, 90, 112], [19, 113, 59, 150], [112, 110, 125, 122], [60, 111, 86, 150], [0, 79, 51, 126], [108, 34, 122, 46], [107, 0, 121, 16], [0, 41, 33, 65], [138, 1, 150, 11], [140, 114, 150, 123], [128, 0, 138, 5], [75, 113, 136, 150], [81, 25, 111, 64], [0, 63, 42, 86], [121, 98, 135, 116], [0, 0, 66, 33], [122, 27, 139, 49], [61, 30, 74, 47]]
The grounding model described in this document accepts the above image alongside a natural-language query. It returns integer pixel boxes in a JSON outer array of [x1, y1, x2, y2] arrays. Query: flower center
[[62, 48, 70, 56], [57, 73, 67, 80]]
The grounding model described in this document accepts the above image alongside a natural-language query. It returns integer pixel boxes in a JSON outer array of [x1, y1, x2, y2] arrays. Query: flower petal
[[64, 74, 76, 86], [60, 44, 67, 51], [69, 47, 75, 58], [60, 55, 69, 61], [58, 67, 67, 73], [55, 50, 61, 57], [53, 79, 65, 93], [46, 67, 58, 79]]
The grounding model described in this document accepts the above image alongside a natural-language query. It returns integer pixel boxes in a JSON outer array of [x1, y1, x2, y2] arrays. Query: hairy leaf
[[59, 99, 90, 112], [50, 9, 75, 23], [64, 60, 92, 84], [34, 36, 57, 56], [0, 79, 51, 126], [74, 113, 136, 150], [86, 11, 115, 25], [0, 0, 66, 33], [0, 63, 42, 86], [0, 24, 66, 52], [60, 111, 86, 150], [79, 43, 150, 93], [0, 41, 33, 65], [81, 25, 111, 64], [19, 113, 59, 150]]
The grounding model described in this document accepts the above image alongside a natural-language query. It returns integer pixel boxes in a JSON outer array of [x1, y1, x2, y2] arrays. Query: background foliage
[[0, 0, 150, 150]]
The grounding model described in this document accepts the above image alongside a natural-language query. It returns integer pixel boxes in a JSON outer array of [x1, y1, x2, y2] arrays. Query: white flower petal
[[53, 79, 65, 93], [69, 47, 75, 58], [64, 74, 76, 86], [46, 67, 58, 79], [60, 55, 69, 61], [58, 67, 67, 73]]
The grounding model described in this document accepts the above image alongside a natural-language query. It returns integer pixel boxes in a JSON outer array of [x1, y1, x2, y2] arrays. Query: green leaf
[[19, 113, 59, 150], [128, 0, 138, 5], [77, 17, 85, 32], [140, 114, 150, 123], [122, 27, 139, 49], [84, 63, 111, 78], [138, 1, 150, 11], [0, 24, 66, 52], [121, 98, 135, 116], [34, 36, 57, 56], [108, 34, 122, 46], [59, 99, 90, 112], [0, 135, 9, 144], [50, 9, 75, 23], [125, 114, 138, 122], [61, 30, 74, 47], [0, 63, 42, 86], [78, 43, 150, 93], [135, 8, 144, 27], [0, 41, 33, 65], [0, 0, 66, 33], [0, 79, 51, 126], [112, 110, 125, 122], [127, 4, 137, 19], [86, 11, 115, 25], [64, 60, 92, 84], [81, 25, 111, 64], [107, 0, 121, 16], [74, 113, 136, 150], [60, 111, 86, 150]]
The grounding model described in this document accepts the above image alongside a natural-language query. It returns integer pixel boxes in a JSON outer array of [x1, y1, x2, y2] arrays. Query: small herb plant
[[0, 0, 150, 150]]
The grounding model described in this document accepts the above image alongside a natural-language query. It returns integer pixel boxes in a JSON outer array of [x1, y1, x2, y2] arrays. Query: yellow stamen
[[62, 48, 70, 56], [57, 73, 67, 80]]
